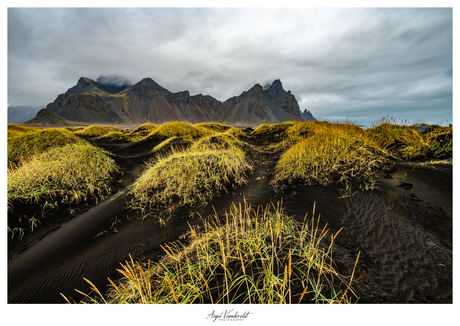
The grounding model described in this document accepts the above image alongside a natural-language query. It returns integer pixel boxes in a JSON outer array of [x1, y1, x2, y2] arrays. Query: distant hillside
[[301, 109, 316, 121], [24, 108, 79, 127], [8, 105, 46, 124], [25, 77, 316, 126]]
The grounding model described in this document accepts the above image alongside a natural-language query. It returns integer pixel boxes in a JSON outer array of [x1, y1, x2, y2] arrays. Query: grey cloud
[[7, 7, 452, 126]]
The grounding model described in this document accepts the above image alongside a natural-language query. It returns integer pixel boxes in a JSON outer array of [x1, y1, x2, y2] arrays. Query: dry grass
[[131, 122, 157, 133], [8, 128, 87, 169], [195, 122, 232, 133], [128, 146, 252, 212], [151, 136, 182, 151], [67, 202, 361, 304], [124, 123, 158, 142], [367, 116, 453, 159], [271, 122, 385, 189], [94, 131, 133, 143], [267, 118, 451, 191], [7, 124, 40, 138], [189, 132, 247, 152], [8, 143, 119, 209], [147, 122, 212, 139], [103, 126, 123, 133], [64, 126, 86, 132], [74, 125, 112, 137]]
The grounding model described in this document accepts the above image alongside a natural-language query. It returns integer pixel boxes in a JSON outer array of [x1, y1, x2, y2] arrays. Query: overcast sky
[[7, 6, 453, 125]]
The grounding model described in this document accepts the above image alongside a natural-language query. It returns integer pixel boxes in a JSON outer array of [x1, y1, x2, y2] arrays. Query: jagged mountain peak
[[246, 83, 264, 95], [269, 79, 283, 89], [264, 79, 289, 98], [301, 109, 317, 121], [65, 77, 98, 94], [130, 77, 168, 93], [65, 76, 131, 95]]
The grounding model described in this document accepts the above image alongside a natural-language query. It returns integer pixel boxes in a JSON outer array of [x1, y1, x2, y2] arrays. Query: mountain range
[[25, 77, 316, 126]]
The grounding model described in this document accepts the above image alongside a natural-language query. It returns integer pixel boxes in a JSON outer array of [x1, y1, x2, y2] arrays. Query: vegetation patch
[[195, 122, 231, 133], [8, 143, 119, 210], [147, 122, 211, 140], [367, 117, 453, 160], [223, 127, 247, 138], [7, 124, 40, 138], [271, 123, 385, 190], [64, 126, 86, 132], [128, 146, 252, 212], [8, 128, 87, 168], [190, 132, 247, 152], [151, 137, 181, 151], [74, 125, 112, 137], [94, 131, 133, 143], [69, 202, 360, 304], [102, 126, 123, 133], [131, 122, 157, 134]]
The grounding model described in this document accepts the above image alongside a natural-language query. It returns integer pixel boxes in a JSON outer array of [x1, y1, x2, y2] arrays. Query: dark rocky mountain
[[221, 82, 304, 125], [24, 108, 78, 127], [264, 79, 301, 117], [26, 77, 315, 126], [301, 109, 316, 121]]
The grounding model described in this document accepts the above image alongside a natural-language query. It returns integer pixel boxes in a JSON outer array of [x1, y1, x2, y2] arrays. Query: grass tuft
[[8, 143, 119, 209], [271, 122, 384, 188], [7, 124, 40, 138], [195, 122, 232, 133], [147, 122, 211, 140], [8, 128, 87, 168], [74, 202, 360, 304], [74, 125, 111, 137], [94, 131, 133, 143], [128, 146, 252, 211]]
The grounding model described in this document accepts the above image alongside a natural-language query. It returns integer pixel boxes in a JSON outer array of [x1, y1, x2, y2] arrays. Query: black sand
[[7, 130, 452, 303]]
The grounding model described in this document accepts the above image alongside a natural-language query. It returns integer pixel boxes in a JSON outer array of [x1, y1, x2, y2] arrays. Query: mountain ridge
[[25, 77, 316, 126]]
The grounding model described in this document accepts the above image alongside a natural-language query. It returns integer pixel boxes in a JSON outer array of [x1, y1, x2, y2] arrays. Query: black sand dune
[[7, 130, 452, 303]]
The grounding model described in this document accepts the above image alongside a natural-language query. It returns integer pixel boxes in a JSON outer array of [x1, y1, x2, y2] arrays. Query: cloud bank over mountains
[[8, 7, 452, 125]]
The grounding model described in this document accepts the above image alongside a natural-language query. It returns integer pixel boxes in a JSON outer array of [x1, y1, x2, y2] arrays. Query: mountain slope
[[103, 78, 223, 124], [222, 82, 304, 125], [26, 77, 315, 126], [301, 109, 317, 121]]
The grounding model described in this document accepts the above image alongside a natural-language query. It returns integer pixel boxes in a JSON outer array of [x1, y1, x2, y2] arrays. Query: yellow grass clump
[[94, 131, 133, 143], [7, 124, 40, 138], [147, 122, 211, 139], [103, 126, 123, 133], [128, 146, 252, 211], [8, 143, 119, 209], [195, 122, 232, 133], [189, 132, 247, 152], [64, 126, 86, 132], [131, 122, 157, 133], [74, 125, 111, 137], [68, 202, 360, 304], [8, 128, 87, 168], [271, 123, 385, 188], [366, 116, 453, 159]]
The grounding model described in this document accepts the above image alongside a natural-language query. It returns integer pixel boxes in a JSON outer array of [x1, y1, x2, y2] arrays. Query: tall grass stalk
[[72, 201, 360, 304]]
